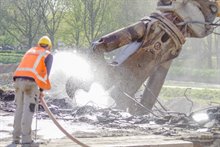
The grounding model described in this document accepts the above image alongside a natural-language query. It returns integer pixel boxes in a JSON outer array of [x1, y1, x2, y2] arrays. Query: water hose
[[40, 96, 89, 147]]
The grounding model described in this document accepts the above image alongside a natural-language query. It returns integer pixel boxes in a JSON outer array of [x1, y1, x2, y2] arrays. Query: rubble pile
[[1, 89, 220, 146], [0, 88, 14, 101]]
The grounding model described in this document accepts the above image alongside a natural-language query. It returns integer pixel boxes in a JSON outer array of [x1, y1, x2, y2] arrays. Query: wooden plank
[[49, 135, 193, 147], [1, 135, 193, 147]]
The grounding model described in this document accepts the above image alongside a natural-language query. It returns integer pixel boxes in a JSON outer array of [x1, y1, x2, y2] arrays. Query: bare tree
[[65, 0, 123, 48], [64, 0, 85, 47], [1, 0, 41, 49], [81, 0, 109, 43], [114, 0, 157, 26], [39, 0, 66, 48], [63, 0, 156, 48]]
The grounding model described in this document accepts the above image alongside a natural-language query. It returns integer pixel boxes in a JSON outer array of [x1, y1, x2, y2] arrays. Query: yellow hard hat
[[38, 36, 52, 49]]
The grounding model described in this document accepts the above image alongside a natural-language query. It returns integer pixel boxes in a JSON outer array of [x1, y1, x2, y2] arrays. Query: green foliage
[[0, 0, 220, 72], [160, 86, 220, 104], [0, 34, 16, 46], [0, 50, 24, 63], [0, 50, 25, 54], [167, 66, 220, 83], [58, 0, 157, 49]]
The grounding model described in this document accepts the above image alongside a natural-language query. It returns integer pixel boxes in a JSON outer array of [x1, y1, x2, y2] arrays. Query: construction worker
[[11, 36, 53, 146]]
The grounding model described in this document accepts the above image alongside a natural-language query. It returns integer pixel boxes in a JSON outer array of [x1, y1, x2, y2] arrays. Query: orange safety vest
[[13, 46, 51, 90]]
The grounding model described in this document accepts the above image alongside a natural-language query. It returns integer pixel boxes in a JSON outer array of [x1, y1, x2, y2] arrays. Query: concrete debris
[[1, 89, 220, 146], [0, 88, 14, 101]]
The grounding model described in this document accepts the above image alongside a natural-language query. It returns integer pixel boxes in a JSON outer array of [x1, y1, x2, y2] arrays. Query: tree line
[[0, 0, 220, 71], [0, 0, 155, 49]]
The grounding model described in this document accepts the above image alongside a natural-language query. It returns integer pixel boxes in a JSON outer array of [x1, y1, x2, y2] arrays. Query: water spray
[[50, 50, 115, 108]]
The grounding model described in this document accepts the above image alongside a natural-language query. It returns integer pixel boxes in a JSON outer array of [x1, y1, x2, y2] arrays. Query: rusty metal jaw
[[157, 0, 218, 37]]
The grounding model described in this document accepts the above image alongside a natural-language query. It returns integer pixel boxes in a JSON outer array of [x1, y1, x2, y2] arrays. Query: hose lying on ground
[[40, 96, 89, 147]]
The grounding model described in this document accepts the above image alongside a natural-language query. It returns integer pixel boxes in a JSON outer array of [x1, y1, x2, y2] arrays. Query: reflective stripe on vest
[[16, 49, 50, 84]]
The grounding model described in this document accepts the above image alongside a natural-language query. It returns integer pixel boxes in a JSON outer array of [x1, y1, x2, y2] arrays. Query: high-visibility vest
[[14, 46, 51, 90]]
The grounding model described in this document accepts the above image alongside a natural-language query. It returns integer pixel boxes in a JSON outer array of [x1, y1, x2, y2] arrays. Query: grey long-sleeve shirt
[[45, 54, 53, 76]]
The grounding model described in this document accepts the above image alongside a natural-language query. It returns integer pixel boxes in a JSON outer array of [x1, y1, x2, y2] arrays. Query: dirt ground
[[1, 106, 219, 147], [1, 95, 220, 147], [0, 64, 17, 75]]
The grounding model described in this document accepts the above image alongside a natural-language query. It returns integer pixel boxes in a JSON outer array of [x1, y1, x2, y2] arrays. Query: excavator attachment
[[66, 0, 220, 115]]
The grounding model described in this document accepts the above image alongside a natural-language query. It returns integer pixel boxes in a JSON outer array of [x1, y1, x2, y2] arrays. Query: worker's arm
[[39, 54, 53, 92], [45, 54, 53, 76]]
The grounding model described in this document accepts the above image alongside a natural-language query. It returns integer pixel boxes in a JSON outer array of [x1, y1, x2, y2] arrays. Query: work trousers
[[13, 78, 39, 143]]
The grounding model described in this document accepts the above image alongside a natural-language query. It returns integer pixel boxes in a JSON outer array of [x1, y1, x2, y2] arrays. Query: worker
[[11, 36, 53, 146]]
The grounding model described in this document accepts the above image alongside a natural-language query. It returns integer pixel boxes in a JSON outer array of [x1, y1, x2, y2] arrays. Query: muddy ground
[[0, 70, 220, 147]]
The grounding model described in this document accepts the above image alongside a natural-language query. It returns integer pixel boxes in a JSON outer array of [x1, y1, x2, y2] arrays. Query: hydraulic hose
[[40, 96, 89, 147]]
